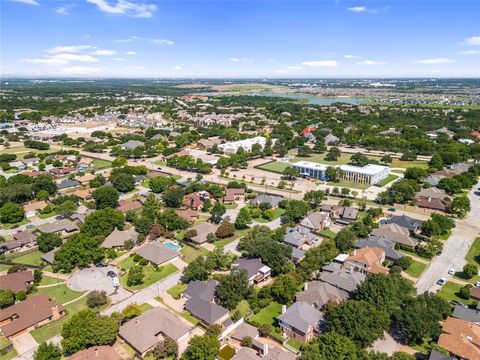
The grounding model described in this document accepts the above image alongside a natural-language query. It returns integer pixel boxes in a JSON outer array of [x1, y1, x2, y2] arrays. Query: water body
[[248, 92, 366, 105]]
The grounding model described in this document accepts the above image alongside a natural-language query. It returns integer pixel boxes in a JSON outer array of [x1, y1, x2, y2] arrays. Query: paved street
[[102, 269, 183, 315], [415, 180, 480, 294]]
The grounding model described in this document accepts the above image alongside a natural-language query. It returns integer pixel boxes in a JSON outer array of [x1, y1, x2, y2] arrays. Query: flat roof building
[[218, 136, 268, 154]]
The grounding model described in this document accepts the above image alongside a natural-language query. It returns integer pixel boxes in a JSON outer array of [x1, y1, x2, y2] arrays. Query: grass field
[[167, 283, 187, 299], [213, 228, 249, 248], [232, 300, 250, 318], [180, 245, 210, 263], [36, 283, 84, 304], [249, 302, 283, 341], [118, 257, 178, 290], [0, 333, 10, 351], [90, 159, 111, 169], [437, 281, 475, 306], [0, 348, 17, 360], [327, 180, 371, 190], [377, 174, 399, 187], [10, 250, 43, 266], [286, 338, 302, 351], [404, 259, 427, 278]]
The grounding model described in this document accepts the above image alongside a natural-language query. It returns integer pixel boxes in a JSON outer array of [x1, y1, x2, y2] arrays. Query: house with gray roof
[[135, 241, 179, 266], [231, 347, 260, 360], [263, 346, 296, 360], [354, 236, 404, 261], [300, 211, 331, 231], [102, 228, 138, 249], [184, 297, 229, 326], [119, 307, 193, 356], [371, 223, 418, 248], [232, 258, 271, 285], [121, 140, 144, 149], [291, 247, 306, 263], [324, 133, 340, 145], [190, 222, 218, 244], [319, 266, 366, 293], [278, 301, 324, 343], [37, 219, 79, 235], [231, 322, 259, 342], [41, 247, 59, 264], [251, 194, 284, 209], [386, 214, 423, 233], [183, 279, 218, 302], [284, 225, 317, 248], [452, 305, 480, 323], [296, 280, 349, 309], [57, 179, 81, 190]]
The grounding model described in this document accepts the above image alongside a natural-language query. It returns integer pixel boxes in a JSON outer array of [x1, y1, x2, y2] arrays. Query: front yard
[[404, 259, 427, 278], [36, 283, 84, 304], [118, 256, 179, 290], [437, 281, 475, 306]]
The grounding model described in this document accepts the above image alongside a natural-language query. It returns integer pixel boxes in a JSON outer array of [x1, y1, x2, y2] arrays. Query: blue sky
[[1, 0, 479, 78]]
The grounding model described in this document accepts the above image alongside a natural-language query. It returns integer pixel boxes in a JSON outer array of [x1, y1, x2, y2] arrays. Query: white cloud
[[173, 66, 183, 71], [51, 53, 99, 63], [55, 6, 71, 15], [287, 65, 303, 70], [274, 70, 288, 74], [9, 0, 39, 5], [356, 60, 385, 65], [229, 58, 240, 62], [125, 51, 136, 56], [115, 36, 173, 45], [344, 54, 360, 59], [58, 66, 104, 75], [20, 58, 68, 66], [47, 45, 92, 54], [463, 36, 480, 46], [229, 57, 253, 63], [458, 49, 480, 55], [301, 60, 338, 67], [348, 6, 366, 12], [414, 58, 454, 64], [86, 0, 157, 18], [91, 49, 117, 56], [267, 59, 276, 63]]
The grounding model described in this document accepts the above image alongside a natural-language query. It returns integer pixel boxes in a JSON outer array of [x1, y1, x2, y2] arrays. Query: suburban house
[[135, 242, 179, 266], [232, 258, 271, 285], [0, 270, 35, 293], [371, 223, 418, 248], [117, 199, 143, 213], [23, 200, 48, 218], [36, 219, 79, 236], [337, 207, 359, 225], [452, 305, 480, 323], [231, 347, 260, 360], [343, 247, 389, 274], [68, 346, 121, 360], [415, 187, 451, 212], [119, 307, 193, 357], [121, 140, 144, 149], [41, 248, 59, 265], [278, 301, 324, 343], [102, 228, 138, 249], [231, 322, 259, 344], [324, 133, 340, 145], [76, 173, 96, 184], [437, 317, 480, 360], [50, 167, 75, 177], [284, 225, 318, 249], [175, 209, 199, 223], [296, 280, 349, 309], [72, 189, 93, 201], [224, 188, 245, 203], [183, 279, 218, 301], [319, 265, 367, 293], [0, 231, 37, 254], [262, 346, 296, 360], [0, 294, 66, 338], [300, 211, 331, 232], [250, 194, 284, 209], [57, 179, 81, 190], [386, 214, 423, 233], [183, 192, 204, 210], [354, 236, 404, 261], [189, 222, 218, 244], [470, 287, 480, 301]]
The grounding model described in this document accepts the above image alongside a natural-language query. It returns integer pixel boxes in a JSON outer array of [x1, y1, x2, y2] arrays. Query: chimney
[[263, 344, 269, 355], [51, 306, 61, 320], [467, 336, 473, 342], [281, 305, 287, 314], [304, 282, 308, 291], [94, 348, 99, 358]]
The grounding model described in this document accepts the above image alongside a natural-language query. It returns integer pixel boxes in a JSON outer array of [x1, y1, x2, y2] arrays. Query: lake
[[248, 92, 366, 105]]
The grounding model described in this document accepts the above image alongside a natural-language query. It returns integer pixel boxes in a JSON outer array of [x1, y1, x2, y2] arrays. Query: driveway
[[68, 266, 131, 303], [12, 333, 38, 357], [16, 336, 61, 360], [102, 269, 183, 315], [415, 180, 480, 294]]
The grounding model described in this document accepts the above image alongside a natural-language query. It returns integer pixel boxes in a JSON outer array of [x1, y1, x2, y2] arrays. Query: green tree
[[0, 289, 14, 308], [149, 176, 175, 193], [92, 186, 120, 209], [325, 300, 390, 347], [127, 265, 144, 286], [215, 269, 250, 310], [157, 209, 189, 231], [89, 174, 106, 188], [234, 207, 252, 229], [334, 228, 356, 253], [350, 153, 369, 167], [163, 187, 185, 208], [381, 155, 392, 164], [37, 233, 62, 253], [151, 336, 178, 360], [303, 190, 325, 209], [181, 335, 220, 360], [32, 174, 57, 196], [325, 147, 341, 161], [183, 256, 210, 283], [55, 200, 76, 217], [112, 157, 128, 167], [282, 199, 309, 223], [283, 166, 299, 179], [0, 202, 24, 223], [463, 263, 478, 279], [122, 303, 142, 319], [81, 208, 125, 238], [111, 172, 135, 193], [215, 220, 235, 239], [86, 290, 108, 308], [301, 332, 361, 360], [453, 196, 471, 215], [34, 343, 62, 360], [61, 309, 119, 355], [270, 274, 299, 304], [404, 167, 428, 181], [325, 166, 341, 182], [210, 202, 226, 223], [53, 233, 104, 273]]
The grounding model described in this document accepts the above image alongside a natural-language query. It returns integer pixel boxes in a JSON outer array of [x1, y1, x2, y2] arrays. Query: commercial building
[[292, 161, 389, 185], [218, 136, 268, 154]]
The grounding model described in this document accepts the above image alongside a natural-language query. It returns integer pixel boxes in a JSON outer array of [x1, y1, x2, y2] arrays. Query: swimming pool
[[163, 241, 181, 252]]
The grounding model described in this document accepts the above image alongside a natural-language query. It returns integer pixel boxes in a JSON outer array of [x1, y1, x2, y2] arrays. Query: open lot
[[118, 256, 178, 291]]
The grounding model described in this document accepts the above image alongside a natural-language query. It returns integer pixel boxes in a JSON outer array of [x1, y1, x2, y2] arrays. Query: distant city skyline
[[1, 0, 479, 78]]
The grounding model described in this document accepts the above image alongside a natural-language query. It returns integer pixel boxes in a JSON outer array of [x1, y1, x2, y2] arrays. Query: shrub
[[395, 256, 412, 270], [463, 263, 478, 279], [16, 291, 26, 301], [458, 284, 472, 300], [86, 290, 108, 308]]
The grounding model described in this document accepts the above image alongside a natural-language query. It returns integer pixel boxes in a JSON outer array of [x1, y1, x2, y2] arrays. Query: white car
[[437, 278, 447, 286], [475, 281, 480, 287], [448, 268, 455, 275]]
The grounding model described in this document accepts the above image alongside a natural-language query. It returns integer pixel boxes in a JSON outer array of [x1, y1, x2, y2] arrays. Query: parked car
[[26, 224, 34, 229], [436, 278, 447, 286], [11, 224, 19, 229], [55, 215, 64, 220], [157, 167, 162, 170], [107, 270, 116, 278], [448, 268, 455, 275], [475, 281, 480, 287], [387, 208, 396, 212], [451, 301, 467, 308]]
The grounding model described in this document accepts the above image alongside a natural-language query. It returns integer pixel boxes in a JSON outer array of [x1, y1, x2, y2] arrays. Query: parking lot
[[68, 265, 131, 303]]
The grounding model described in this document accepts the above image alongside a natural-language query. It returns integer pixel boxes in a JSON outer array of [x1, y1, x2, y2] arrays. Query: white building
[[218, 136, 268, 154], [292, 161, 389, 185]]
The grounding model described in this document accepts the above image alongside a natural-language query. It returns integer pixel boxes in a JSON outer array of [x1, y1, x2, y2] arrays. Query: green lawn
[[119, 260, 178, 291], [139, 303, 154, 313], [36, 283, 84, 304], [39, 276, 65, 286], [0, 334, 10, 351], [377, 174, 399, 187], [439, 230, 452, 241], [232, 300, 250, 318], [213, 228, 250, 249], [90, 159, 111, 169], [256, 161, 289, 174], [0, 348, 17, 360], [37, 211, 56, 219], [218, 345, 236, 360], [286, 338, 302, 351], [249, 302, 283, 341], [10, 250, 43, 266], [327, 180, 371, 190], [0, 264, 10, 272], [181, 311, 199, 325], [404, 259, 427, 278], [180, 245, 210, 264], [467, 237, 480, 265], [167, 283, 187, 299], [437, 281, 475, 305], [318, 228, 337, 239], [253, 208, 286, 223], [224, 203, 238, 209], [2, 218, 30, 230]]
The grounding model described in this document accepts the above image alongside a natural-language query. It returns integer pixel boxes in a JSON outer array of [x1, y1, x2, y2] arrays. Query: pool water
[[163, 241, 181, 252]]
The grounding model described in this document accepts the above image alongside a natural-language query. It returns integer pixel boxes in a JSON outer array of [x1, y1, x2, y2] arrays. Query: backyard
[[90, 159, 112, 169], [248, 302, 283, 341], [10, 250, 43, 266]]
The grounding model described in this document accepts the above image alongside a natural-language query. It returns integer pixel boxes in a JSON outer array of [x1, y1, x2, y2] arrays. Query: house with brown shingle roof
[[0, 270, 34, 293], [183, 193, 204, 210], [117, 199, 143, 213], [75, 173, 96, 184], [135, 241, 179, 266], [224, 188, 245, 203], [72, 188, 93, 200], [415, 187, 451, 212], [175, 209, 199, 223], [0, 294, 66, 338], [438, 317, 480, 360], [36, 219, 79, 235], [189, 222, 218, 244], [68, 346, 121, 360], [0, 231, 37, 255], [343, 247, 389, 274], [24, 201, 48, 218], [102, 228, 138, 249], [371, 223, 418, 248]]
